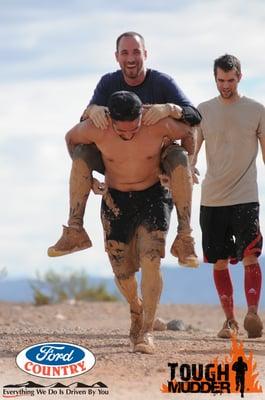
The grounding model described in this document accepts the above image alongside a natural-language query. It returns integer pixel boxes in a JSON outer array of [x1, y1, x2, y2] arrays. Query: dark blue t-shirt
[[89, 69, 192, 106], [88, 69, 201, 125]]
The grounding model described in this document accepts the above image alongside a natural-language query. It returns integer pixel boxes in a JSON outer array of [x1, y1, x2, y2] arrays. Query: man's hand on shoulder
[[80, 105, 109, 130], [142, 104, 183, 126]]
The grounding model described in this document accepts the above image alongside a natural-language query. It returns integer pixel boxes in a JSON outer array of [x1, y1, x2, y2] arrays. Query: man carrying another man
[[62, 90, 195, 353]]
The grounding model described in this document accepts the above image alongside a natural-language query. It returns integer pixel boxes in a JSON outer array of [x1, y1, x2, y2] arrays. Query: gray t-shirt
[[197, 96, 265, 206]]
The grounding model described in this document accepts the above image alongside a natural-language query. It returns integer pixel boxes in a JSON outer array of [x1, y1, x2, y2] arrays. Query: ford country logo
[[16, 342, 96, 378]]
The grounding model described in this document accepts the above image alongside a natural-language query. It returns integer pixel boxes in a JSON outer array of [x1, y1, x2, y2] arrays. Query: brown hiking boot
[[47, 225, 92, 257], [129, 305, 143, 345], [171, 234, 199, 268], [133, 332, 155, 354], [244, 312, 263, 338], [217, 319, 239, 339]]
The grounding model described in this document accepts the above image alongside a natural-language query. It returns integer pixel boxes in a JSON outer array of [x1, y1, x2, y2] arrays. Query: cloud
[[1, 1, 265, 278]]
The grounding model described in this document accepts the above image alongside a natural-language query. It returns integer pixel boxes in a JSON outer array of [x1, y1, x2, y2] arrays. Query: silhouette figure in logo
[[232, 356, 248, 398]]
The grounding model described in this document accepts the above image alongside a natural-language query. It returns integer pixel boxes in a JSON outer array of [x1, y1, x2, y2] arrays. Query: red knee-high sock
[[244, 263, 262, 308], [213, 269, 234, 320]]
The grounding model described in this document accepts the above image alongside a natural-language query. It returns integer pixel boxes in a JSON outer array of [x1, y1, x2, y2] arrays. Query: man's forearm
[[181, 106, 202, 127], [181, 127, 196, 155], [167, 104, 202, 127]]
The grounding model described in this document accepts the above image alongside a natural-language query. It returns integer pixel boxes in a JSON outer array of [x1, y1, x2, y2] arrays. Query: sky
[[0, 0, 265, 279]]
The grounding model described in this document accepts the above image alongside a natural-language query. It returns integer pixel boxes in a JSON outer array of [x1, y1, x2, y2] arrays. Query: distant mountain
[[4, 381, 108, 388], [160, 262, 265, 308], [90, 381, 108, 388], [49, 382, 68, 388], [69, 382, 91, 388], [4, 381, 44, 388], [0, 258, 264, 307]]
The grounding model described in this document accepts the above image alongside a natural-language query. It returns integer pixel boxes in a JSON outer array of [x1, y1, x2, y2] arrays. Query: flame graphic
[[161, 335, 262, 394]]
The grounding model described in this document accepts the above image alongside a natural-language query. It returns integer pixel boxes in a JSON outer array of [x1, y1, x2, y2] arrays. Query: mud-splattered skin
[[100, 183, 172, 279], [65, 114, 195, 352], [66, 115, 191, 192], [65, 115, 193, 350]]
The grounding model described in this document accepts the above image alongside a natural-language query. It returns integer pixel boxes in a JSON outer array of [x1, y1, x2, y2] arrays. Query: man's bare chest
[[98, 132, 163, 163]]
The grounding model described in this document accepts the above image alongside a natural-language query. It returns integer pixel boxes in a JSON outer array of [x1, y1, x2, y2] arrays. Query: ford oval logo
[[16, 342, 96, 379]]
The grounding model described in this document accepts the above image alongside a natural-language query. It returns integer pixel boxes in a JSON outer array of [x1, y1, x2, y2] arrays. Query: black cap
[[108, 91, 142, 121]]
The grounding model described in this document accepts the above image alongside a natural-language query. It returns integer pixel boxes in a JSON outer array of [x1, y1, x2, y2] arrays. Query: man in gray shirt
[[193, 54, 265, 339]]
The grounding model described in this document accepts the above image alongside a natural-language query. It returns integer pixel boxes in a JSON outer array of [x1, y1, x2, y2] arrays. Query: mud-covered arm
[[180, 126, 196, 156], [153, 73, 202, 126], [161, 117, 195, 155], [65, 120, 102, 158], [142, 104, 202, 127], [188, 126, 204, 184], [190, 126, 204, 168]]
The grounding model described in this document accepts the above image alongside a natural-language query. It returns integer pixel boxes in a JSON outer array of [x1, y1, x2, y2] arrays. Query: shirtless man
[[64, 91, 194, 353], [47, 31, 200, 268]]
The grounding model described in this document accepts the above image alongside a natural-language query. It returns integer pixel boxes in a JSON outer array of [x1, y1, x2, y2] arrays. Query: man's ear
[[115, 51, 119, 62]]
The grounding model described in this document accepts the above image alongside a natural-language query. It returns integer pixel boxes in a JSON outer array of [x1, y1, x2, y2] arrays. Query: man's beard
[[220, 90, 234, 99], [124, 68, 138, 79]]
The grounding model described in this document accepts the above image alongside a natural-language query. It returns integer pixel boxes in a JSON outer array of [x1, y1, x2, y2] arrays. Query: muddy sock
[[213, 268, 234, 320], [244, 263, 262, 309]]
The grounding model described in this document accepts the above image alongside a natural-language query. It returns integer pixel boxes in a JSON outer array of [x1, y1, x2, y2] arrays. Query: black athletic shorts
[[101, 182, 173, 278], [101, 182, 173, 244], [200, 202, 263, 264]]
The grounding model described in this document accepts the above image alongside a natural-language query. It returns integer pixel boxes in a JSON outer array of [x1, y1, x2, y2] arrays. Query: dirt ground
[[0, 301, 264, 400]]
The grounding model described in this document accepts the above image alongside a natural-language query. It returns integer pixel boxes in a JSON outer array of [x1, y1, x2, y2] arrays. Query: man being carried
[[63, 91, 195, 353], [47, 31, 201, 268]]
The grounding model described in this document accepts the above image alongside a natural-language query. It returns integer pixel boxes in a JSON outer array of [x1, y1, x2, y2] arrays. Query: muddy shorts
[[200, 202, 263, 264], [101, 182, 173, 279]]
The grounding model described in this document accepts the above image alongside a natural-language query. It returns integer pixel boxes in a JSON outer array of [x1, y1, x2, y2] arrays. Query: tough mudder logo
[[161, 336, 262, 397]]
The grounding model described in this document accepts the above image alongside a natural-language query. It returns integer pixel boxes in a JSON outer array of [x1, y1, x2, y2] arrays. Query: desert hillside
[[0, 301, 264, 400]]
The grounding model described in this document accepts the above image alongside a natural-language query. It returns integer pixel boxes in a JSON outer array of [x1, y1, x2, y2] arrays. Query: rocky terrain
[[0, 301, 264, 400]]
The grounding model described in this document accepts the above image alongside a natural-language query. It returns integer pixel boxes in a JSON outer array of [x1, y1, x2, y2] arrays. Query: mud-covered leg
[[161, 144, 198, 268], [115, 275, 143, 344], [105, 239, 143, 345], [48, 144, 104, 257], [133, 228, 164, 354]]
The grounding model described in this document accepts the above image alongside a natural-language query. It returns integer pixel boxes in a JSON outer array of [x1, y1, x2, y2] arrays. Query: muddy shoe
[[171, 234, 199, 268], [244, 312, 263, 338], [133, 332, 155, 354], [47, 225, 92, 257], [217, 319, 239, 339], [129, 305, 143, 345]]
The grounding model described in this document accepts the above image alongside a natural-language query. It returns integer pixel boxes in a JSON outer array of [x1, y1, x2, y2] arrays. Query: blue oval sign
[[26, 343, 84, 365], [16, 342, 96, 379]]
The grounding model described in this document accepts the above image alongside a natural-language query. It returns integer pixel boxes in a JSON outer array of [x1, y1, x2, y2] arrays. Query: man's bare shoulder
[[79, 119, 108, 140], [67, 118, 107, 146], [153, 117, 187, 133], [142, 117, 188, 141]]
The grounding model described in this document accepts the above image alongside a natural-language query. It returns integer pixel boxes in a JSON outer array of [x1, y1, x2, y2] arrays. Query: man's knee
[[214, 259, 229, 270], [140, 253, 161, 270], [243, 255, 258, 267], [106, 240, 139, 279], [161, 145, 188, 174], [72, 144, 105, 174]]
